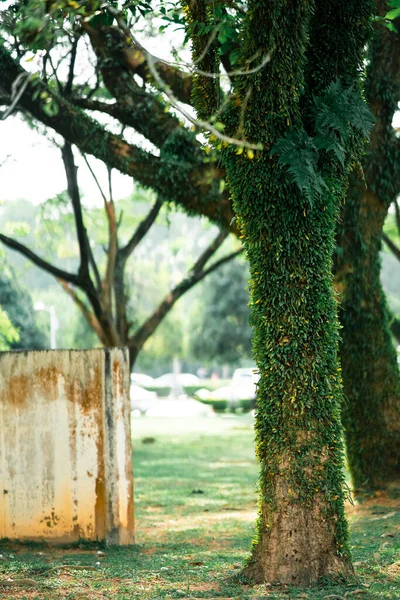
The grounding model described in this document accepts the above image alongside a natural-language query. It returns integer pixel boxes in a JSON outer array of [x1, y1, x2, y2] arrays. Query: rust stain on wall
[[0, 348, 134, 545], [3, 374, 30, 408]]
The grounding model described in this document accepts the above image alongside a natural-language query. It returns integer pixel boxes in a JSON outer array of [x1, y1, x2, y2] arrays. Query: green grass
[[1, 415, 399, 599]]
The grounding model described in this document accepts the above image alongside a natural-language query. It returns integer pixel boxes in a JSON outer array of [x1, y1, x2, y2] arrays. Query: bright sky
[[0, 115, 134, 206]]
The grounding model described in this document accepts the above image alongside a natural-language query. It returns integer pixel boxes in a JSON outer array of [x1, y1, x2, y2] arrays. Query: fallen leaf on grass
[[189, 561, 204, 566]]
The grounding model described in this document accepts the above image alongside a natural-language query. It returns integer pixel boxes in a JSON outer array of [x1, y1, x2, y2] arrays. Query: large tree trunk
[[336, 7, 400, 491], [233, 169, 352, 584], [215, 0, 370, 582], [337, 178, 400, 490]]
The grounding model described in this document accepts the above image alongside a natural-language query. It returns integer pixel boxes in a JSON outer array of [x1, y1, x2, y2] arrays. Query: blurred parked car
[[153, 373, 200, 387], [145, 398, 215, 418], [131, 373, 156, 388], [231, 368, 259, 400], [130, 384, 158, 414]]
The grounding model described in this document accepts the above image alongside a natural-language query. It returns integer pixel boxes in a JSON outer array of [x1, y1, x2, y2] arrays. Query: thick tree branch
[[0, 233, 80, 285], [0, 43, 159, 184], [84, 20, 193, 106], [0, 43, 237, 233], [119, 197, 163, 261]]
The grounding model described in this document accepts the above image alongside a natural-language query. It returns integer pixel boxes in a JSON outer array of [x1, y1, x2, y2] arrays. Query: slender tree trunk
[[336, 7, 400, 491]]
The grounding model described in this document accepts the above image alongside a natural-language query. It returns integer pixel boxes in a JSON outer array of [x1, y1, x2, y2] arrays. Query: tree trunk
[[210, 0, 372, 584], [233, 170, 352, 584], [336, 177, 400, 490], [336, 8, 400, 491]]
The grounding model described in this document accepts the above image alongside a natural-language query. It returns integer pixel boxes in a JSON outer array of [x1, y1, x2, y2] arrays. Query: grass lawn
[[1, 414, 399, 599]]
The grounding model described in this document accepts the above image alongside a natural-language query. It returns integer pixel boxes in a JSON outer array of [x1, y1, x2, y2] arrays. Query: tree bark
[[335, 5, 400, 491], [189, 0, 373, 584], [337, 180, 400, 490]]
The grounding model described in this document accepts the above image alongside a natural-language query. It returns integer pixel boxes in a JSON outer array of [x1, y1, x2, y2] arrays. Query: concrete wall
[[0, 348, 134, 545]]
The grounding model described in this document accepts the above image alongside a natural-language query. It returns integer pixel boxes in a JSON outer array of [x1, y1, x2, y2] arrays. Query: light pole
[[34, 302, 59, 349]]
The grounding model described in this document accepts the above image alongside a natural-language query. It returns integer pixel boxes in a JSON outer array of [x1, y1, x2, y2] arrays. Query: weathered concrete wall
[[0, 348, 134, 545]]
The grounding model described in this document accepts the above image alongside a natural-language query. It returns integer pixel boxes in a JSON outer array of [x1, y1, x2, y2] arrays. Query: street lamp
[[34, 302, 59, 349]]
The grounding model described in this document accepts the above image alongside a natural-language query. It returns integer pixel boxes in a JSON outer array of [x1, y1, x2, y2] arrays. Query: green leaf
[[385, 7, 400, 19], [384, 20, 398, 32]]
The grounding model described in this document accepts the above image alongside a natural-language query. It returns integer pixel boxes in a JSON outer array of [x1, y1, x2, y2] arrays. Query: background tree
[[335, 3, 400, 491], [183, 0, 373, 584], [0, 250, 45, 349], [190, 259, 252, 366], [0, 141, 241, 369]]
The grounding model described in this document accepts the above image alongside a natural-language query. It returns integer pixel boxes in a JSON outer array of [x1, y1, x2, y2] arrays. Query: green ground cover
[[0, 415, 399, 599]]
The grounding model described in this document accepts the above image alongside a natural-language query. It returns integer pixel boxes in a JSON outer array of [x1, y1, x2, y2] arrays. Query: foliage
[[0, 306, 19, 350], [270, 82, 374, 205], [0, 252, 46, 350], [190, 258, 252, 366]]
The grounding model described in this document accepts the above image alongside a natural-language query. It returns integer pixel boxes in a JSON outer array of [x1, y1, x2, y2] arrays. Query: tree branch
[[0, 43, 238, 233], [61, 142, 92, 282], [119, 197, 163, 261], [382, 232, 400, 262], [64, 37, 79, 97], [129, 230, 241, 352], [58, 279, 108, 346], [0, 233, 80, 285]]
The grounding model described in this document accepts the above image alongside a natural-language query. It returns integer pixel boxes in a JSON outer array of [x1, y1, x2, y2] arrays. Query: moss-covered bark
[[184, 0, 373, 585], [337, 178, 400, 490], [336, 6, 400, 490]]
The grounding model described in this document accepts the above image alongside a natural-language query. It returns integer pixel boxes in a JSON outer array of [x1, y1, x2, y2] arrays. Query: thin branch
[[211, 0, 246, 15], [382, 232, 400, 262], [58, 280, 107, 344], [0, 233, 80, 285], [119, 197, 163, 261], [394, 198, 400, 236], [1, 72, 30, 120], [106, 5, 267, 79], [61, 143, 92, 282], [103, 167, 118, 314], [129, 230, 239, 350], [64, 37, 79, 96], [190, 230, 229, 275], [104, 5, 266, 150], [81, 153, 109, 204]]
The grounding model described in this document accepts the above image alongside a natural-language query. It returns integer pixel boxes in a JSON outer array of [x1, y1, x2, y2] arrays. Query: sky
[[0, 115, 134, 206]]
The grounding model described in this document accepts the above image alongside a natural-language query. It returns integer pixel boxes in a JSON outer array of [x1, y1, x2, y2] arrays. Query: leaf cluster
[[271, 82, 375, 206]]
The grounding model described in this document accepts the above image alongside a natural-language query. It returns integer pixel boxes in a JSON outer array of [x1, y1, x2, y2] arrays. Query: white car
[[153, 373, 200, 387], [131, 373, 156, 388], [145, 398, 215, 418], [130, 384, 158, 414], [231, 368, 259, 400]]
